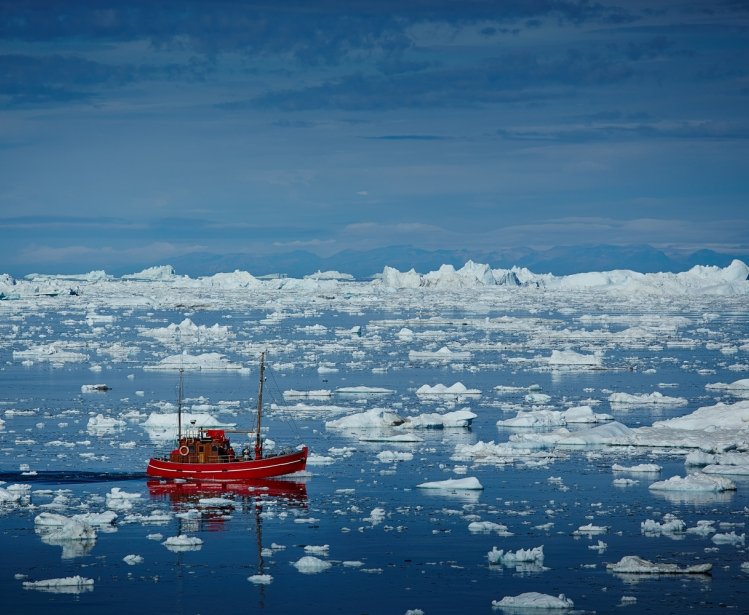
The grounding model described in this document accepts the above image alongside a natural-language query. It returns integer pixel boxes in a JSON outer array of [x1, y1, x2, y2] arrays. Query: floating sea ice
[[283, 389, 332, 398], [711, 532, 745, 545], [106, 488, 142, 510], [648, 473, 736, 493], [293, 556, 332, 574], [336, 386, 394, 395], [377, 451, 414, 462], [702, 460, 749, 476], [81, 384, 110, 392], [22, 576, 94, 594], [124, 510, 172, 524], [415, 382, 481, 396], [86, 414, 126, 436], [307, 453, 336, 465], [304, 544, 330, 554], [606, 555, 712, 574], [139, 318, 231, 343], [364, 508, 386, 524], [248, 574, 273, 584], [325, 408, 405, 430], [588, 540, 607, 553], [417, 477, 483, 490], [163, 534, 203, 551], [37, 516, 96, 541], [705, 378, 749, 397], [619, 596, 637, 606], [404, 409, 476, 429], [686, 520, 716, 536], [408, 346, 471, 361], [612, 463, 662, 473], [641, 514, 686, 535], [613, 478, 638, 486], [563, 405, 613, 423], [0, 487, 20, 504], [487, 545, 544, 566], [491, 592, 574, 609], [609, 391, 688, 406], [545, 349, 603, 369], [144, 352, 247, 372], [573, 523, 608, 535], [73, 511, 118, 527], [498, 406, 611, 428], [123, 554, 143, 565], [524, 392, 552, 404], [469, 521, 513, 536]]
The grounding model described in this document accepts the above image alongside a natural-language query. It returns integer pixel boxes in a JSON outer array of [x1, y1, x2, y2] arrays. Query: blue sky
[[1, 0, 748, 274]]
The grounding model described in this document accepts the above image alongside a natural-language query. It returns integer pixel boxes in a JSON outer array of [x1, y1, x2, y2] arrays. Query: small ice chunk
[[293, 556, 332, 574]]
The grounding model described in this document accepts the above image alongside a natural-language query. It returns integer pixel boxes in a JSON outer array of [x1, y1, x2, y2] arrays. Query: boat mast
[[255, 352, 265, 459], [177, 367, 184, 444]]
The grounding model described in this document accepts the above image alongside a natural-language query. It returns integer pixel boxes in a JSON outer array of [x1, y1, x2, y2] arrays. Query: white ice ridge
[[3, 259, 746, 305], [375, 259, 749, 294]]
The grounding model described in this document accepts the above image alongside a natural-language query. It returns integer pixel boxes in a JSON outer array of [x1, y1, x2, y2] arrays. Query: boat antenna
[[254, 352, 265, 459], [177, 367, 184, 444]]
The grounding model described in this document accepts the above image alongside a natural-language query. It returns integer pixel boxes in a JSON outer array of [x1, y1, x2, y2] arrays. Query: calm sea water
[[1, 292, 747, 613]]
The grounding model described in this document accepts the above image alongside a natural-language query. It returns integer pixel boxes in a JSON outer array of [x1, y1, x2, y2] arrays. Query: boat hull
[[146, 446, 308, 480]]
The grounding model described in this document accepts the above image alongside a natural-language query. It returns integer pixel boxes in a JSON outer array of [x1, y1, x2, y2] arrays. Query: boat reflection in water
[[147, 477, 307, 606], [147, 477, 308, 509]]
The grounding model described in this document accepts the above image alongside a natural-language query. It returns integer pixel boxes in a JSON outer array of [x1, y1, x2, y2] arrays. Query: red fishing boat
[[146, 352, 308, 481]]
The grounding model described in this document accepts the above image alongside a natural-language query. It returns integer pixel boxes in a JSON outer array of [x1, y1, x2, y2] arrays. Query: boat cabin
[[169, 429, 242, 464]]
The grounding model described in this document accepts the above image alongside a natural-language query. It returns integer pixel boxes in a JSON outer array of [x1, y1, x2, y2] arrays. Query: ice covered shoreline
[[1, 259, 747, 305]]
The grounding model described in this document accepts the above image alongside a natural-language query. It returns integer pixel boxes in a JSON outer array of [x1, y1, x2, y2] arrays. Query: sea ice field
[[1, 261, 748, 614]]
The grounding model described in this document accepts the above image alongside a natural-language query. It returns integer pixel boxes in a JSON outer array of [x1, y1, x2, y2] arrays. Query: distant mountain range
[[158, 244, 748, 279]]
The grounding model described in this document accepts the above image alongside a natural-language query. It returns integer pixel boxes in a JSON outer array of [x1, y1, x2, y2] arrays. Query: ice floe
[[22, 575, 94, 594], [417, 477, 483, 490], [606, 555, 712, 574], [648, 473, 736, 493], [293, 555, 332, 574], [491, 592, 574, 609]]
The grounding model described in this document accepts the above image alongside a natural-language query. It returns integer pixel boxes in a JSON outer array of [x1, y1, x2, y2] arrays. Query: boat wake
[[0, 470, 147, 484]]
